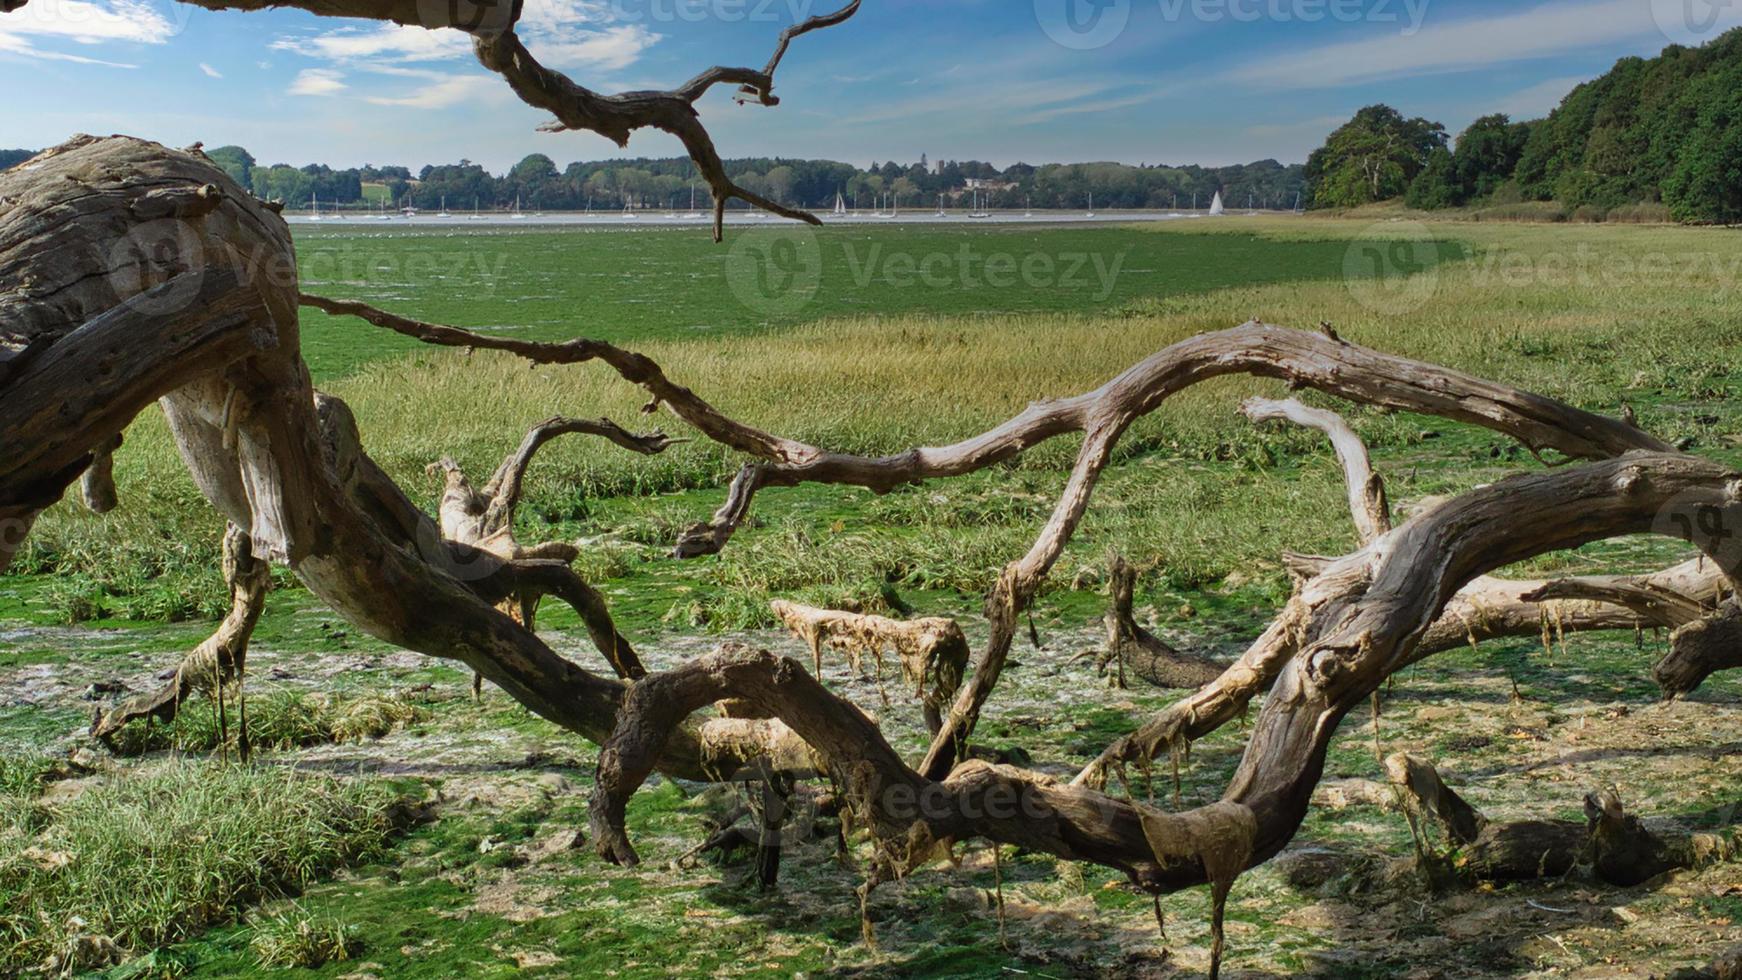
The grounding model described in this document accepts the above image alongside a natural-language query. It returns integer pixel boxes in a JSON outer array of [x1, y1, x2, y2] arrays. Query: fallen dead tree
[[3, 2, 1740, 973], [1385, 753, 1735, 886]]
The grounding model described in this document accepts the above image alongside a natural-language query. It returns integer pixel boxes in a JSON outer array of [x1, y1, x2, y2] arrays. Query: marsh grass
[[246, 903, 360, 969], [18, 218, 1742, 628], [0, 762, 405, 972], [105, 690, 431, 756]]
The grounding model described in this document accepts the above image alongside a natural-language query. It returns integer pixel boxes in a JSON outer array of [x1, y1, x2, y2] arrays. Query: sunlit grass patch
[[0, 762, 409, 973]]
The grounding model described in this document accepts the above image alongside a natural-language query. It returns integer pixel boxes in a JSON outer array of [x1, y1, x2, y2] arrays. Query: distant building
[[963, 178, 1016, 191]]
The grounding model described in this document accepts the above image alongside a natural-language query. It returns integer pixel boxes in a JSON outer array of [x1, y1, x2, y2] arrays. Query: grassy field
[[3, 214, 1742, 976]]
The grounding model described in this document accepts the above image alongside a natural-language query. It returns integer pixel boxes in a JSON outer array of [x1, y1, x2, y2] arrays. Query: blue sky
[[1, 0, 1736, 172]]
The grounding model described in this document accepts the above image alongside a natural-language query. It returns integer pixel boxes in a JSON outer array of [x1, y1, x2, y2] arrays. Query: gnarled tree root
[[91, 523, 268, 757], [1387, 755, 1735, 886], [1094, 555, 1223, 690]]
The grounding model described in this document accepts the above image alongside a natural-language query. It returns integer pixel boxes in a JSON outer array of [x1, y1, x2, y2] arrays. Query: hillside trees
[[1305, 104, 1447, 208]]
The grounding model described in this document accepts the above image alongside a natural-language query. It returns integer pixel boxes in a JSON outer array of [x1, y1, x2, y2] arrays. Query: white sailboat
[[684, 184, 703, 220], [468, 196, 484, 220], [935, 194, 947, 218], [1024, 195, 1033, 218], [437, 195, 451, 218], [833, 191, 848, 217], [511, 194, 528, 219], [1085, 192, 1095, 218], [1209, 191, 1225, 216], [622, 197, 636, 220], [375, 197, 393, 221], [968, 188, 991, 219], [308, 192, 322, 222]]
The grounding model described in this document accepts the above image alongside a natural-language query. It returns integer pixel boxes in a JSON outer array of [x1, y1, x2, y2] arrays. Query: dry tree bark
[[429, 414, 680, 691], [90, 523, 269, 756], [1096, 556, 1223, 689], [770, 600, 968, 734]]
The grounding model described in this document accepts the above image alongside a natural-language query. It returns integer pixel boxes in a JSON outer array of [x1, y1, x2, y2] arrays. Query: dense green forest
[[1305, 28, 1742, 223], [0, 146, 1303, 212]]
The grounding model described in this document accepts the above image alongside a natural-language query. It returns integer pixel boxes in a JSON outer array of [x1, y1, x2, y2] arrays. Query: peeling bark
[[90, 524, 268, 749], [770, 600, 968, 734]]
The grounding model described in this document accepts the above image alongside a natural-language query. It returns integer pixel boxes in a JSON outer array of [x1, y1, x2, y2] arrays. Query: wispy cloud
[[524, 24, 659, 72], [1493, 75, 1586, 120], [269, 2, 659, 108], [0, 0, 175, 66], [1225, 0, 1717, 88], [199, 61, 220, 78], [288, 67, 345, 96], [270, 24, 470, 63]]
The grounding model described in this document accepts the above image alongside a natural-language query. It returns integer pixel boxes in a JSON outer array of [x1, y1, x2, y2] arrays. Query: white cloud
[[289, 68, 346, 96], [270, 24, 471, 63], [1493, 75, 1586, 120], [0, 0, 174, 65], [525, 24, 658, 72], [199, 61, 220, 78], [0, 30, 131, 64], [1225, 0, 1729, 89], [364, 74, 498, 109]]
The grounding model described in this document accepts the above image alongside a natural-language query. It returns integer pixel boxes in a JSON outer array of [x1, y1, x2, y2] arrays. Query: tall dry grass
[[19, 218, 1742, 621]]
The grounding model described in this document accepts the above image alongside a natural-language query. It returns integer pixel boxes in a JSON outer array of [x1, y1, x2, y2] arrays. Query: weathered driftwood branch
[[1074, 397, 1715, 790], [91, 524, 268, 752], [770, 600, 968, 734], [1096, 556, 1223, 689], [300, 293, 1674, 787], [1241, 397, 1390, 543], [1384, 752, 1487, 848], [1387, 755, 1734, 885], [428, 414, 678, 687], [464, 0, 861, 239], [595, 455, 1742, 901], [1658, 602, 1742, 698]]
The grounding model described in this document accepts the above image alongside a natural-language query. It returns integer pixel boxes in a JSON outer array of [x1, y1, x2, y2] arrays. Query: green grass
[[16, 216, 1742, 631], [292, 222, 1457, 377], [104, 689, 432, 756], [0, 762, 409, 973]]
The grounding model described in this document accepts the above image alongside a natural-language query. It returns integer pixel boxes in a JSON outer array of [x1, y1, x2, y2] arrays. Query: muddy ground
[[2, 594, 1739, 978]]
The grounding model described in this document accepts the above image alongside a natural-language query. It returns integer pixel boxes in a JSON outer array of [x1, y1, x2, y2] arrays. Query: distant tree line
[[1306, 28, 1742, 223], [0, 145, 1304, 213]]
